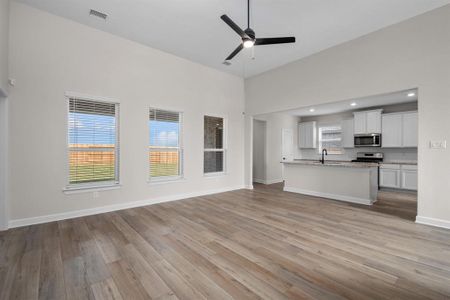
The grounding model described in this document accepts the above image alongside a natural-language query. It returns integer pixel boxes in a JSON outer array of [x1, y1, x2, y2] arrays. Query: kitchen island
[[282, 160, 379, 205]]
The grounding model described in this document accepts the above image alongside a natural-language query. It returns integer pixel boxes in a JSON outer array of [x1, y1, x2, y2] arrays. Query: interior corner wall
[[0, 0, 9, 230], [245, 5, 450, 227], [7, 2, 245, 225]]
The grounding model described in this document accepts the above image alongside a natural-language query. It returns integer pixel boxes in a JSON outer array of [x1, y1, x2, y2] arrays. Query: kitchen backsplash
[[298, 147, 417, 162]]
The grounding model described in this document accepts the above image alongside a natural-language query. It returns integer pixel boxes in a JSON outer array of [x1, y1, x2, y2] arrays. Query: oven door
[[354, 134, 381, 147]]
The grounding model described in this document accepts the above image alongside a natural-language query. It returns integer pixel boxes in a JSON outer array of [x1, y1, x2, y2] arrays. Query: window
[[319, 124, 343, 154], [204, 116, 226, 174], [67, 98, 119, 188], [318, 124, 343, 155], [149, 108, 182, 180]]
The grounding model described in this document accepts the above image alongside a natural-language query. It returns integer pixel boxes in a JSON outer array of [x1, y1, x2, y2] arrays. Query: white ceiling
[[285, 89, 418, 117], [16, 0, 450, 78]]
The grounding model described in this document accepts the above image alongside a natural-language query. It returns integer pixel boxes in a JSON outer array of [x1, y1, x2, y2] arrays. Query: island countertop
[[281, 159, 379, 168]]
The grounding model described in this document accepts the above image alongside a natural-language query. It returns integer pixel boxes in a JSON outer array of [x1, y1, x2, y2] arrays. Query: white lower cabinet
[[380, 164, 417, 191], [380, 165, 401, 188], [400, 165, 418, 190]]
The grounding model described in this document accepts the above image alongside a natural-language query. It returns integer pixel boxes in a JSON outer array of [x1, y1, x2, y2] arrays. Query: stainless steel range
[[352, 152, 383, 189], [352, 152, 384, 163]]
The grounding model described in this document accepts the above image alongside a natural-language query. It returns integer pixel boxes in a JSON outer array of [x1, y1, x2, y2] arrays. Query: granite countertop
[[382, 160, 417, 165], [282, 159, 379, 168]]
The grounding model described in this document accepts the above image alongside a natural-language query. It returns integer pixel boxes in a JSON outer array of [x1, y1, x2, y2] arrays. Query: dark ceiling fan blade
[[220, 15, 250, 39], [255, 37, 296, 46], [225, 44, 244, 61]]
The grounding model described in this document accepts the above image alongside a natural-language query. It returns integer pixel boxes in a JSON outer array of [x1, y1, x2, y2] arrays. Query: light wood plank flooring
[[369, 189, 417, 221], [1, 184, 449, 299]]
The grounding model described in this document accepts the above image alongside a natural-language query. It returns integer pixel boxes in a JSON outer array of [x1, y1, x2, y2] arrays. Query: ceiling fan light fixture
[[243, 39, 255, 48], [220, 0, 295, 61]]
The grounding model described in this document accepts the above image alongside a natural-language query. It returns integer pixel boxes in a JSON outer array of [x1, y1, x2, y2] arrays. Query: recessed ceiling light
[[350, 102, 357, 106], [309, 108, 315, 112], [407, 92, 416, 97]]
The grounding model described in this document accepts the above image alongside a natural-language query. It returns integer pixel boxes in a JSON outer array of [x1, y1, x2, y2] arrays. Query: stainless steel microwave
[[354, 134, 381, 147]]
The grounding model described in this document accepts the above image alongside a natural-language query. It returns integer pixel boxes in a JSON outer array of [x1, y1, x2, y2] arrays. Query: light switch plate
[[429, 140, 447, 149]]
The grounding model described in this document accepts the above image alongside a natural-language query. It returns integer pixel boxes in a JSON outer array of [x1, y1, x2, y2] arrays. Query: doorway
[[252, 119, 266, 184], [249, 89, 418, 221]]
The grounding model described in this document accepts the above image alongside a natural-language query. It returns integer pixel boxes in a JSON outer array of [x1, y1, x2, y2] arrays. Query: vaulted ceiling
[[16, 0, 450, 78]]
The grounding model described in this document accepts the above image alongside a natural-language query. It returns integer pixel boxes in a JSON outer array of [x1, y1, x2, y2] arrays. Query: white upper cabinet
[[353, 113, 366, 134], [402, 112, 418, 147], [298, 121, 317, 149], [382, 111, 418, 148], [353, 110, 382, 134], [382, 114, 402, 147], [366, 110, 382, 133], [341, 119, 354, 148]]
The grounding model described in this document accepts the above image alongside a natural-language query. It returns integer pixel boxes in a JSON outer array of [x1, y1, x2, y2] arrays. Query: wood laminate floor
[[1, 184, 449, 299]]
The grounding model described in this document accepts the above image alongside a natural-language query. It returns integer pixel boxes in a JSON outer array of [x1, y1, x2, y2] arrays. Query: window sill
[[203, 172, 227, 178], [63, 183, 121, 194], [148, 177, 185, 185]]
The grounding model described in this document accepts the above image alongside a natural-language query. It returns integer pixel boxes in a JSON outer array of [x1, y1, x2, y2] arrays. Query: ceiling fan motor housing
[[244, 28, 256, 40]]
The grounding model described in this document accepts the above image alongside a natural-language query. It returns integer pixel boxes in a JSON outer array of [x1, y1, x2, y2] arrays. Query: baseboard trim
[[252, 178, 265, 184], [8, 185, 246, 229], [416, 216, 450, 230], [265, 179, 283, 185], [284, 186, 374, 206], [253, 178, 283, 185]]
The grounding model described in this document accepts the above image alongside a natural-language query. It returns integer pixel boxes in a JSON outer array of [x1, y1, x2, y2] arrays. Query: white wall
[[254, 113, 299, 184], [252, 119, 266, 183], [0, 0, 9, 230], [246, 5, 450, 227], [0, 0, 8, 96], [0, 98, 7, 230], [7, 2, 245, 225]]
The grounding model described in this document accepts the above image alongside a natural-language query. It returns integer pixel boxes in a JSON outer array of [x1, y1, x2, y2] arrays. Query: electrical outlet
[[429, 140, 447, 149], [93, 191, 100, 198]]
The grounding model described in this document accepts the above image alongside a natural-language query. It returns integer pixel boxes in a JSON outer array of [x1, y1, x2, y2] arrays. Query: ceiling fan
[[221, 0, 296, 61]]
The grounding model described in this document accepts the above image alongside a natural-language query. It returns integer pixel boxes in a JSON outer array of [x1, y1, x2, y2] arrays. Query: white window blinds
[[68, 98, 119, 187], [149, 108, 182, 179], [204, 116, 225, 174]]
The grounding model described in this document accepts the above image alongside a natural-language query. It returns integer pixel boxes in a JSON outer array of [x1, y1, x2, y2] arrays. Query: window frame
[[317, 122, 344, 155], [203, 114, 227, 176], [148, 108, 184, 183], [64, 92, 120, 192]]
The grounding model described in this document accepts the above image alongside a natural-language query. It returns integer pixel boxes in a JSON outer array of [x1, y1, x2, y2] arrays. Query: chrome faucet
[[321, 149, 328, 164]]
